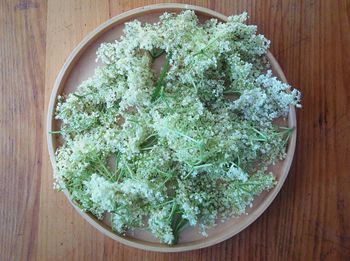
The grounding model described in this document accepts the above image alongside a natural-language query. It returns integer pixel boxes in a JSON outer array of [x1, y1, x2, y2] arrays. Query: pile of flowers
[[53, 11, 301, 244]]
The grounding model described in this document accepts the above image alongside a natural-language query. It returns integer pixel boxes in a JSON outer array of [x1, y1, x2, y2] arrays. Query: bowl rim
[[47, 3, 297, 252]]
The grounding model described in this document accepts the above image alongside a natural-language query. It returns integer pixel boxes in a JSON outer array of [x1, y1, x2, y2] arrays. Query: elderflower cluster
[[53, 10, 301, 245]]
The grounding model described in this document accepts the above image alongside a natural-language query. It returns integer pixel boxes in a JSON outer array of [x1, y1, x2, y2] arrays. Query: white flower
[[226, 165, 248, 181], [84, 174, 118, 212]]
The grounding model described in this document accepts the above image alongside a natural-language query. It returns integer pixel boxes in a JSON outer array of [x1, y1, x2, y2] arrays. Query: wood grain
[[0, 0, 46, 260], [1, 0, 349, 260]]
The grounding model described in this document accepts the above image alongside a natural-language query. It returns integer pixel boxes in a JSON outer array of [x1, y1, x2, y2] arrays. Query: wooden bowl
[[47, 3, 297, 252]]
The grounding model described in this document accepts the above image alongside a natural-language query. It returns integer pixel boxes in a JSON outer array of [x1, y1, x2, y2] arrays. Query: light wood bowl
[[47, 3, 297, 252]]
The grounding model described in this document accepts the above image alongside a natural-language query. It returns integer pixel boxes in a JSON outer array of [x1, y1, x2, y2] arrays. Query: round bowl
[[47, 3, 297, 252]]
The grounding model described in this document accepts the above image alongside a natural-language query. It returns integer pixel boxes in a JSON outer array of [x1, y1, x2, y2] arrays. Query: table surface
[[1, 0, 349, 260]]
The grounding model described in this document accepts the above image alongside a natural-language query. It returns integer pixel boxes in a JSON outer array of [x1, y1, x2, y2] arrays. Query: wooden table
[[1, 0, 349, 260]]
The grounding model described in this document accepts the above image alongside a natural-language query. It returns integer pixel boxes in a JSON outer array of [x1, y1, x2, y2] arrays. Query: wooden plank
[[0, 1, 46, 260]]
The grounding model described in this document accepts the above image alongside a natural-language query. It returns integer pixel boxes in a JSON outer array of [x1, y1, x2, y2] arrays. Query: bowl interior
[[48, 4, 296, 252]]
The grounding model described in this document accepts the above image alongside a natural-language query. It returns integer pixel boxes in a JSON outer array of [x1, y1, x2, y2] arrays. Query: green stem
[[169, 201, 177, 217], [48, 130, 62, 134], [193, 163, 213, 169], [151, 55, 171, 102], [150, 49, 164, 59], [172, 215, 188, 244], [223, 89, 242, 95], [72, 93, 85, 99], [122, 156, 135, 177], [155, 199, 174, 208], [183, 170, 193, 179]]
